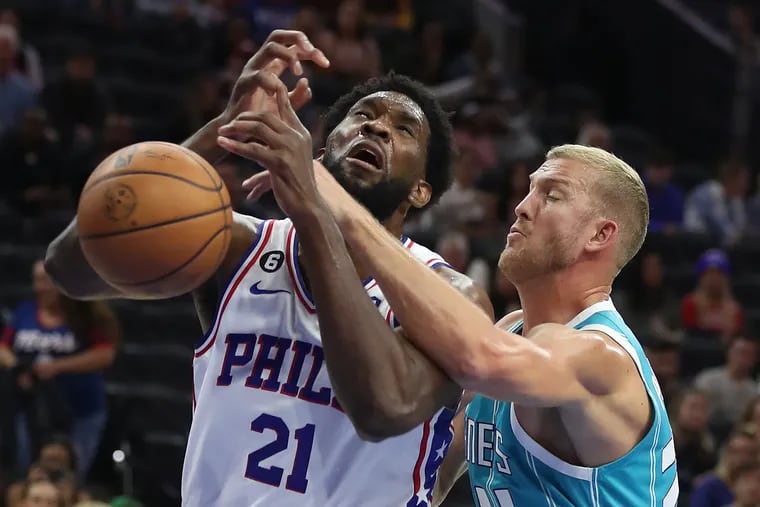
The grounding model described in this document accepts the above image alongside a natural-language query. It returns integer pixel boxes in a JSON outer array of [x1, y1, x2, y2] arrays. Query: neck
[[38, 296, 62, 313], [726, 363, 747, 380], [515, 267, 612, 333]]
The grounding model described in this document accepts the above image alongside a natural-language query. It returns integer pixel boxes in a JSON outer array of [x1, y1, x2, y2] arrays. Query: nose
[[513, 191, 533, 222], [361, 119, 390, 141]]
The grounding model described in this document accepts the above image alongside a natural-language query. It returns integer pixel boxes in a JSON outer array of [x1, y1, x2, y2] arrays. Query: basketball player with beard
[[45, 29, 492, 506], [240, 112, 679, 504]]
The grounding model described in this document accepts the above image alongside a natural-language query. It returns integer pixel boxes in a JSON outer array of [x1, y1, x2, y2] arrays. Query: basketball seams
[[83, 169, 223, 192], [176, 142, 234, 235], [103, 223, 232, 286], [79, 141, 234, 298], [168, 142, 224, 189], [79, 204, 232, 240]]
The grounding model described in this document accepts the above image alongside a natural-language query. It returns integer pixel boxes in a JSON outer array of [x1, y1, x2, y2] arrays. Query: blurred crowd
[[0, 0, 759, 506]]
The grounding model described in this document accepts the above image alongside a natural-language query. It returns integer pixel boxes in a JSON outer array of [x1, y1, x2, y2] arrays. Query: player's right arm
[[45, 30, 329, 302]]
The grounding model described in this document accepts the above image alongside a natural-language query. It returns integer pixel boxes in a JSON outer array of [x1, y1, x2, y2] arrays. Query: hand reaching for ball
[[218, 76, 325, 222], [222, 30, 330, 132]]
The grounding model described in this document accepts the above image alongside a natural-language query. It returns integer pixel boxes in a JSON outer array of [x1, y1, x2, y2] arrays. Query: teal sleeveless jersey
[[464, 300, 678, 507]]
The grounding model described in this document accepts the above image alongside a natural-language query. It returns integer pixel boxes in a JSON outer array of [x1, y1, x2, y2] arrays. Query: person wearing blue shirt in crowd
[[642, 149, 684, 234], [0, 260, 117, 481]]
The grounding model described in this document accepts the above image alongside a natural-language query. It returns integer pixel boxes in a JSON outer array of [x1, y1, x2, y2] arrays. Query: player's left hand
[[217, 78, 324, 221]]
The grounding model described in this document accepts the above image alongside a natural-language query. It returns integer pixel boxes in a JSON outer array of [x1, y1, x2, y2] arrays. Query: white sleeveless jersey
[[183, 217, 457, 507]]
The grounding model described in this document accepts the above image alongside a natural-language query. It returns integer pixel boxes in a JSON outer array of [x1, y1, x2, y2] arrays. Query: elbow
[[451, 348, 493, 389], [43, 253, 73, 296], [453, 343, 520, 393], [344, 398, 421, 443]]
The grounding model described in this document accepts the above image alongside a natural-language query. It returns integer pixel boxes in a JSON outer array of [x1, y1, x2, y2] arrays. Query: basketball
[[77, 141, 233, 298]]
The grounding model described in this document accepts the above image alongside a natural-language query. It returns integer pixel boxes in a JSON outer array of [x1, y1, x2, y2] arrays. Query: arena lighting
[[112, 449, 126, 464]]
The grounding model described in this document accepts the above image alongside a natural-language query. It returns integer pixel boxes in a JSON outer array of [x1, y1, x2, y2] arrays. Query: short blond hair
[[546, 144, 649, 270]]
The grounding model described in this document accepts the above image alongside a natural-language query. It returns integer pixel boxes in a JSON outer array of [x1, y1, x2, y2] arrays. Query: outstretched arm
[[309, 164, 632, 405], [45, 30, 327, 301], [217, 79, 494, 440]]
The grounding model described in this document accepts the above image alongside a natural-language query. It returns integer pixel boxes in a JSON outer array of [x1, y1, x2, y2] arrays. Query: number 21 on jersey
[[245, 413, 315, 494]]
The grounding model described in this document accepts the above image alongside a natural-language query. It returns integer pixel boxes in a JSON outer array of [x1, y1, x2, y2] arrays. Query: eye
[[545, 193, 560, 202], [354, 111, 370, 119], [398, 125, 414, 136]]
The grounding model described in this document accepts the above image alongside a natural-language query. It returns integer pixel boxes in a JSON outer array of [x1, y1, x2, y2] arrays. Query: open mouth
[[346, 142, 384, 173]]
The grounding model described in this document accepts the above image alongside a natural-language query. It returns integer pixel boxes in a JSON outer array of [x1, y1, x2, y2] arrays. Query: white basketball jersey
[[183, 217, 456, 507]]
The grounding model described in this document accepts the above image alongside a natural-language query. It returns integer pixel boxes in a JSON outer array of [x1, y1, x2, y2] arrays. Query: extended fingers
[[288, 78, 312, 112], [265, 30, 330, 68]]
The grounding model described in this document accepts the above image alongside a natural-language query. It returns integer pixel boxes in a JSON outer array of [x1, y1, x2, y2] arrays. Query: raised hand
[[222, 30, 330, 127], [217, 76, 324, 221]]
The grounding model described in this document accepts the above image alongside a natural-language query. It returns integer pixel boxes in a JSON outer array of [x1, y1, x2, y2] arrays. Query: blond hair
[[546, 144, 649, 271]]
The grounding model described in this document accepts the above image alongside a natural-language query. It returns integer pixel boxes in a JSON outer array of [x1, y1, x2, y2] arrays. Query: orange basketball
[[77, 141, 233, 298]]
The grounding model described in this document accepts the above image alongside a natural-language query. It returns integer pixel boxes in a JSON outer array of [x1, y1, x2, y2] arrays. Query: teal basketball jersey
[[465, 299, 678, 507]]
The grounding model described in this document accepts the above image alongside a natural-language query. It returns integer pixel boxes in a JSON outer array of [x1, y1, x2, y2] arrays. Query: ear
[[316, 148, 326, 161], [586, 218, 618, 255], [408, 179, 432, 209]]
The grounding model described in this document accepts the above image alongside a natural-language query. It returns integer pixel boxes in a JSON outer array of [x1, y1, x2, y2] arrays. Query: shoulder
[[11, 300, 36, 319], [433, 264, 494, 322], [222, 214, 270, 273]]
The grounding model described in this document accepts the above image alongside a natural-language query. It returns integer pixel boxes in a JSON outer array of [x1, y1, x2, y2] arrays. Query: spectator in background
[[5, 436, 77, 507], [684, 160, 749, 247], [643, 149, 684, 233], [435, 231, 490, 290], [453, 103, 498, 175], [0, 25, 37, 136], [670, 389, 717, 502], [739, 396, 760, 435], [0, 9, 44, 90], [68, 112, 135, 200], [689, 427, 759, 507], [681, 249, 745, 341], [575, 119, 612, 151], [725, 461, 760, 507], [694, 336, 758, 439], [407, 20, 446, 85], [644, 337, 686, 409], [16, 479, 61, 507], [42, 45, 108, 149], [477, 157, 532, 233], [364, 0, 414, 31], [0, 261, 118, 481], [619, 250, 682, 341], [183, 74, 224, 135], [312, 0, 381, 105], [0, 108, 69, 216], [429, 145, 487, 231]]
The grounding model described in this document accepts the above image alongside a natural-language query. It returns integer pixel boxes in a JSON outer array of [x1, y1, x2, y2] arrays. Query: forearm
[[295, 208, 450, 438], [0, 345, 16, 368], [181, 115, 229, 165], [341, 213, 501, 384], [53, 347, 115, 375], [45, 218, 123, 300]]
